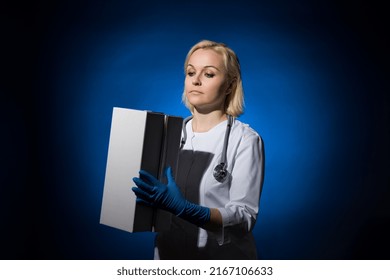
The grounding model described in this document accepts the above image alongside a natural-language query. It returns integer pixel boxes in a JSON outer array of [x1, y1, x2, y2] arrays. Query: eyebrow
[[187, 64, 221, 72]]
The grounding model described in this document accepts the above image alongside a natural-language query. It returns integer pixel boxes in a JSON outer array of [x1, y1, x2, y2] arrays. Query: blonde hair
[[182, 40, 244, 117]]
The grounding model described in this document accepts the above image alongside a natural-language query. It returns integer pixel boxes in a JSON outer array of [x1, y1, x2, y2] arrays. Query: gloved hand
[[132, 167, 210, 227]]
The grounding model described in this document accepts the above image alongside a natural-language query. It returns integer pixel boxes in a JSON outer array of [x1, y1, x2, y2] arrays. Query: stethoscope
[[180, 115, 234, 182]]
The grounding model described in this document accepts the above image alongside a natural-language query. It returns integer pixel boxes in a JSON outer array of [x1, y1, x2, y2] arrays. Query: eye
[[187, 71, 195, 77], [205, 72, 215, 78]]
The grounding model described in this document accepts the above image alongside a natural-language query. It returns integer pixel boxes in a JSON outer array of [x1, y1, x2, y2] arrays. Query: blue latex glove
[[132, 167, 210, 227]]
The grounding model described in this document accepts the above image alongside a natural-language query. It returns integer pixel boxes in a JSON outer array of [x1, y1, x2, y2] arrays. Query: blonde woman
[[132, 40, 265, 259]]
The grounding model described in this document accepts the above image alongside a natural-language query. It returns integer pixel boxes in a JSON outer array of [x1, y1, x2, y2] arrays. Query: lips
[[189, 90, 203, 94]]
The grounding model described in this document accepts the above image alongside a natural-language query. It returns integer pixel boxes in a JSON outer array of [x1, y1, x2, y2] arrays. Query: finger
[[165, 166, 174, 185], [132, 186, 153, 201], [133, 177, 155, 193], [139, 170, 160, 186], [136, 197, 154, 207]]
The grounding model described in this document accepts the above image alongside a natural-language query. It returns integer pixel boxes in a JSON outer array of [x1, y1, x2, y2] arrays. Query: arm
[[219, 133, 264, 233]]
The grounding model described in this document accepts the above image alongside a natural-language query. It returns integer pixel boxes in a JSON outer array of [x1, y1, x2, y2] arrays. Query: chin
[[187, 97, 205, 106]]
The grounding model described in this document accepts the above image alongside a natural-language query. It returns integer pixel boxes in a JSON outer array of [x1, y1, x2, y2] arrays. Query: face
[[184, 48, 229, 113]]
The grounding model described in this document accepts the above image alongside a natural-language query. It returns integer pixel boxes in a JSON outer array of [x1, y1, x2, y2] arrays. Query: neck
[[192, 110, 227, 132]]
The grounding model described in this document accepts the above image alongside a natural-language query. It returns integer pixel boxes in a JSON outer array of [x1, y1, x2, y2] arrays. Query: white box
[[100, 107, 183, 232]]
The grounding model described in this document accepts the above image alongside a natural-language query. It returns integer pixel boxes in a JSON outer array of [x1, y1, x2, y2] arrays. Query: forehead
[[187, 48, 224, 68]]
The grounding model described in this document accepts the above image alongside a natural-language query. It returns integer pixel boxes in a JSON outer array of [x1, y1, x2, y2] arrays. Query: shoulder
[[230, 119, 264, 153], [230, 119, 264, 162], [232, 119, 262, 141]]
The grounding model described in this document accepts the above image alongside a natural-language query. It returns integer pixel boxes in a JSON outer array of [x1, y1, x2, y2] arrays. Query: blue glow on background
[[2, 0, 388, 259]]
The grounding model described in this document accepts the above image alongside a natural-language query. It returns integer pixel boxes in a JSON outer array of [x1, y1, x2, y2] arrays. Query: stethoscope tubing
[[180, 115, 233, 182]]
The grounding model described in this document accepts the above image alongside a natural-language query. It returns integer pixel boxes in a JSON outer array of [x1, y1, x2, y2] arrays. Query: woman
[[132, 40, 264, 259]]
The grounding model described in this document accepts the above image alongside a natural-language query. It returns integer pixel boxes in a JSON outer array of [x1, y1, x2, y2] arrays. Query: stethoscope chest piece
[[213, 162, 229, 182]]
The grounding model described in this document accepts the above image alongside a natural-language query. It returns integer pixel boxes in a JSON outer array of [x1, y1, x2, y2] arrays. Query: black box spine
[[153, 115, 183, 232], [133, 113, 164, 232]]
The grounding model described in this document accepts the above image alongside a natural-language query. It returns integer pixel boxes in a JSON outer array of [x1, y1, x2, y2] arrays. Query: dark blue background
[[1, 0, 389, 259]]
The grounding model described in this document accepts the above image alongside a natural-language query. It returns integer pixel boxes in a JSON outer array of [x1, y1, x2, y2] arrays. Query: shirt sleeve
[[215, 132, 265, 245]]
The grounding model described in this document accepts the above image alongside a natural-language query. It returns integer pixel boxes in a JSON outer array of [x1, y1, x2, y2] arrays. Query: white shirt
[[182, 118, 264, 248]]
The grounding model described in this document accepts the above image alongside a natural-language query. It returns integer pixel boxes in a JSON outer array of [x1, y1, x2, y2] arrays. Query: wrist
[[174, 200, 188, 217], [177, 201, 211, 227]]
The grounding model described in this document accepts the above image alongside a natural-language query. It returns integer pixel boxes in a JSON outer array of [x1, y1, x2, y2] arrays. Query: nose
[[192, 74, 201, 86]]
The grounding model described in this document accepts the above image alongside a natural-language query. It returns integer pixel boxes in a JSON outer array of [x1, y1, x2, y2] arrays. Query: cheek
[[214, 82, 228, 97], [219, 80, 229, 93]]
